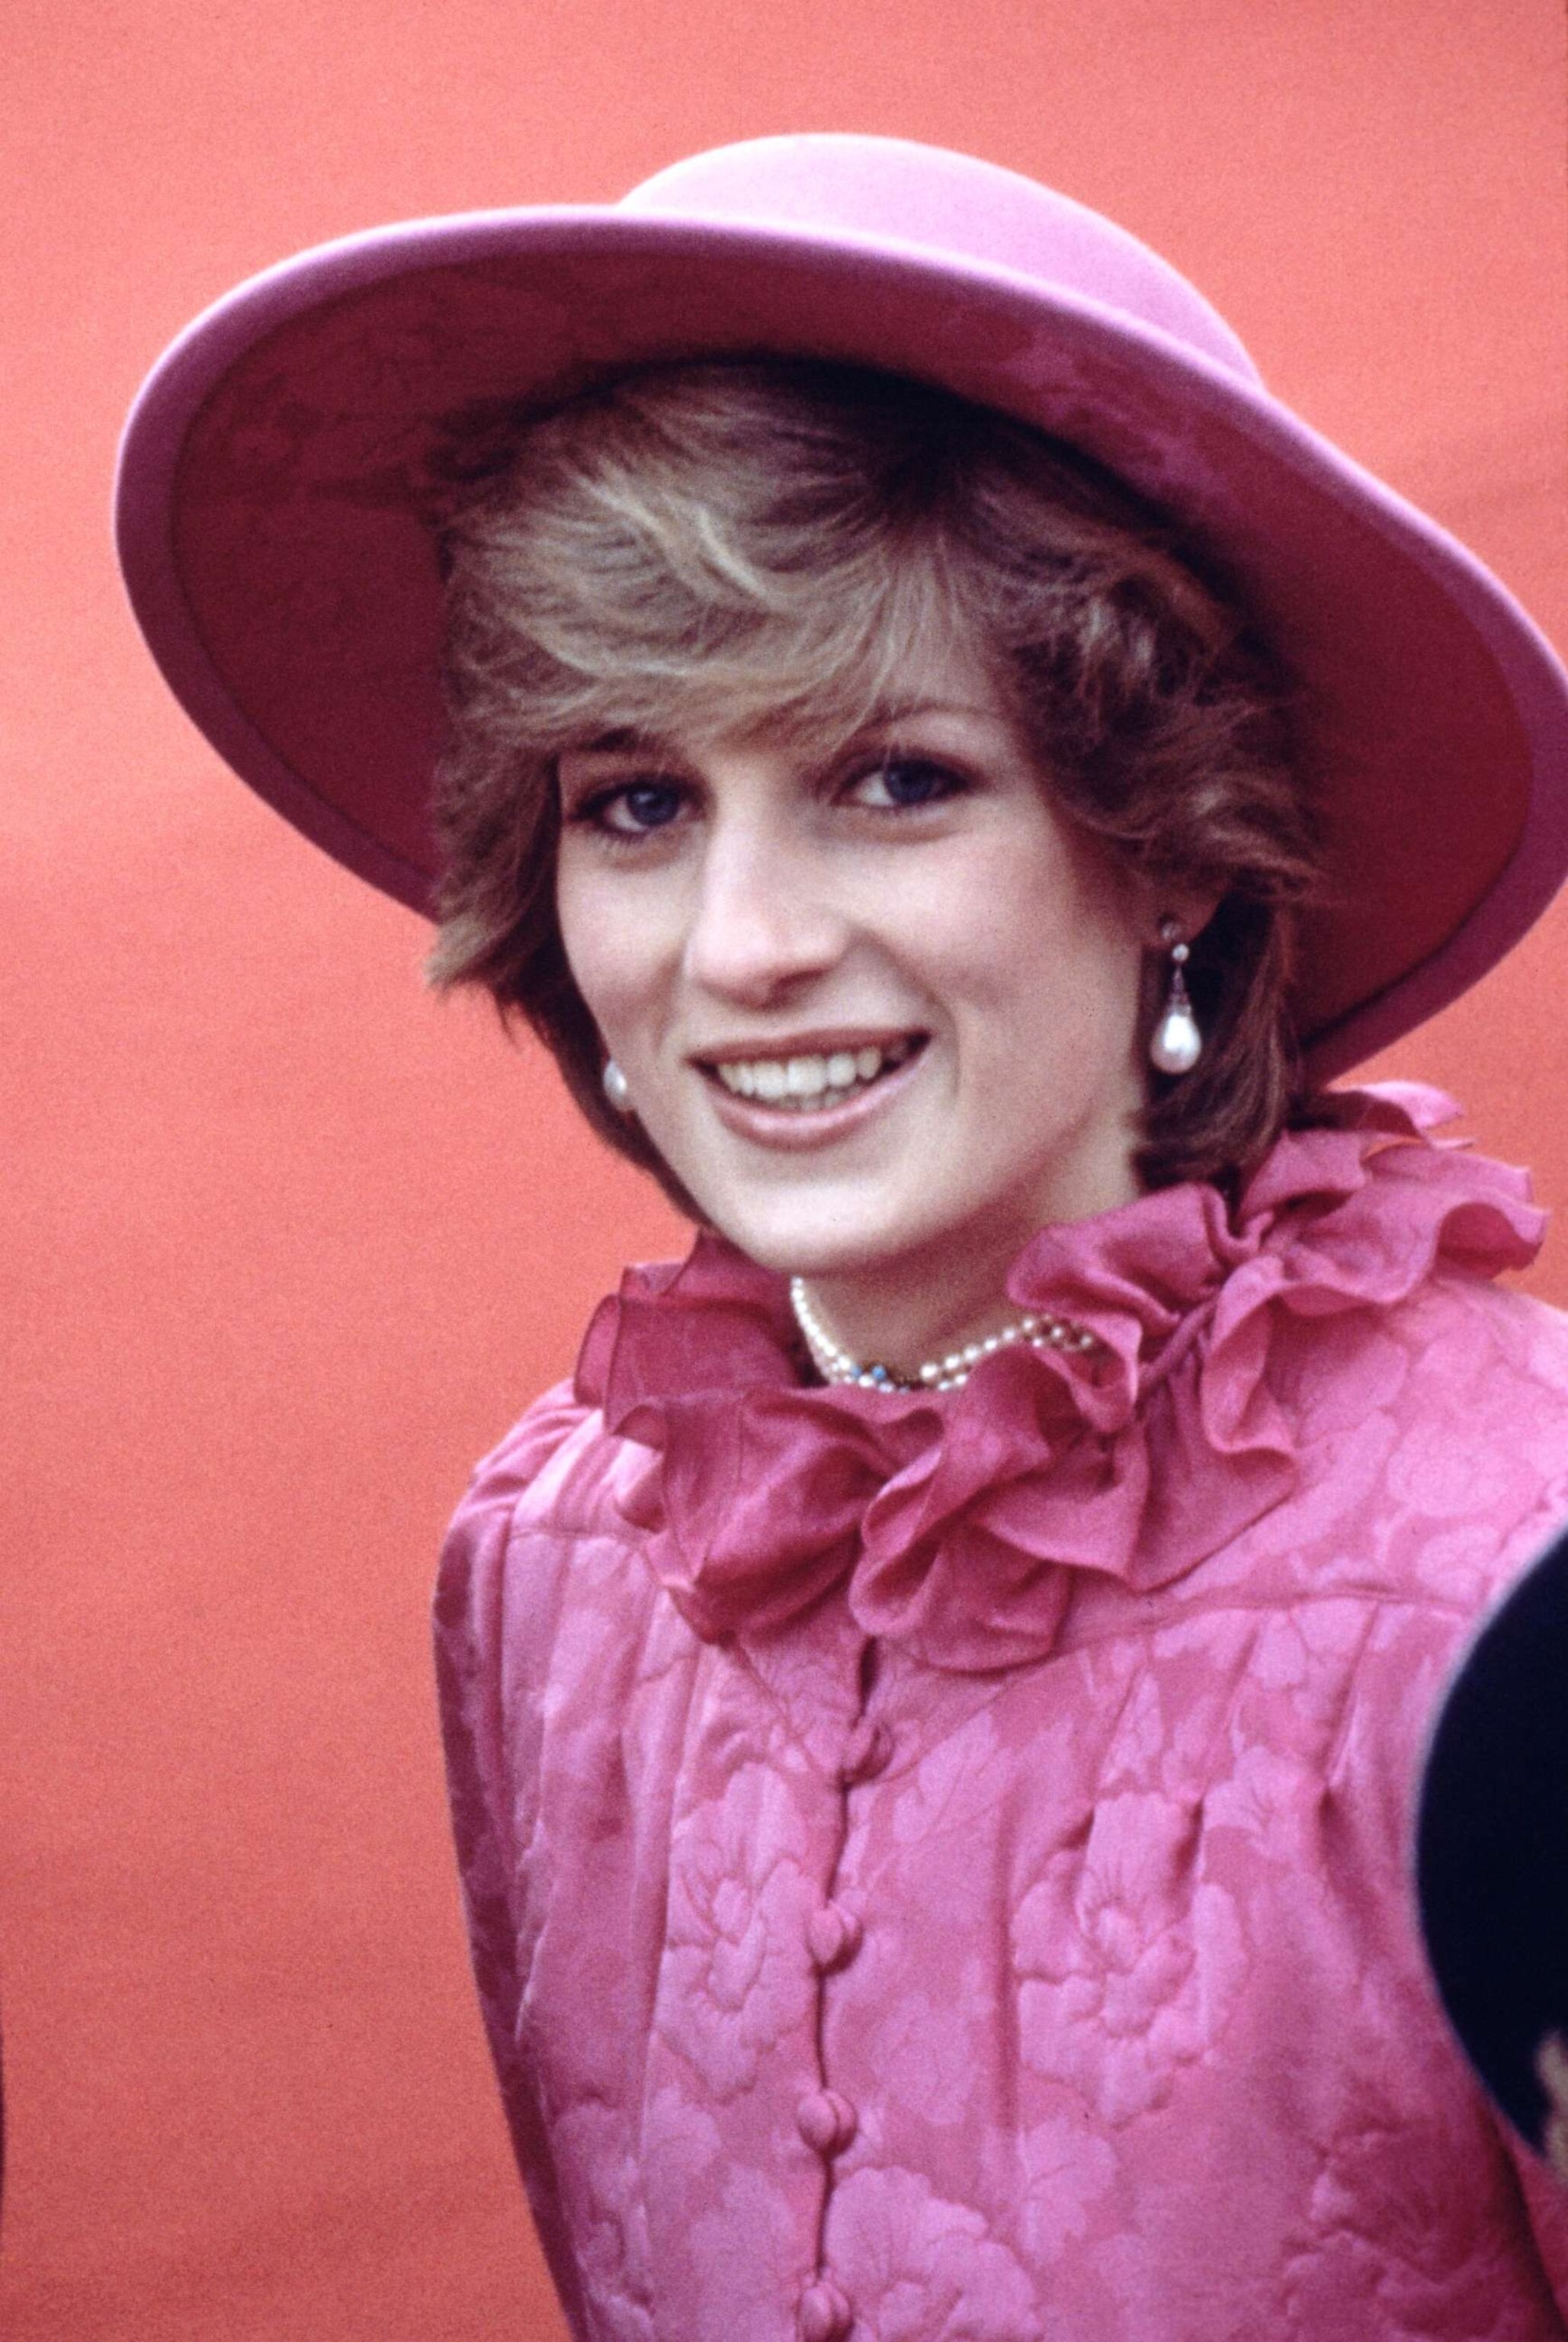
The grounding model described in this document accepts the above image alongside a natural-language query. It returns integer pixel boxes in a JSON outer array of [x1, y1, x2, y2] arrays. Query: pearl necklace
[[789, 1276, 1100, 1393]]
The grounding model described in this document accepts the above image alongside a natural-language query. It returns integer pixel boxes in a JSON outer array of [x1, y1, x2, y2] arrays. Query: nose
[[682, 813, 848, 1006]]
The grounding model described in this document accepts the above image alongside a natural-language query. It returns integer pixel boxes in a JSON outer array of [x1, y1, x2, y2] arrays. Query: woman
[[118, 136, 1568, 2337]]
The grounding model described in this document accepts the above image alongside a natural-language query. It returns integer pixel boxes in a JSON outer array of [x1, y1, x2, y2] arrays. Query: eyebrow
[[559, 698, 1005, 765], [563, 728, 669, 758], [820, 701, 1011, 762], [845, 698, 999, 730]]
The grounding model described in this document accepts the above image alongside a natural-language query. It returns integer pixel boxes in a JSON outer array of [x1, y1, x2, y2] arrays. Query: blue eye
[[858, 757, 963, 809], [619, 784, 681, 828], [585, 780, 686, 836]]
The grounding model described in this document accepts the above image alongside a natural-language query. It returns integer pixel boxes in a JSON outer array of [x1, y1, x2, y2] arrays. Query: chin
[[700, 1189, 950, 1282]]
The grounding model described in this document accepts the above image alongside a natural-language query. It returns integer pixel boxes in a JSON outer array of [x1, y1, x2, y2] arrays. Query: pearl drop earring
[[1150, 919, 1202, 1075], [602, 1059, 633, 1113]]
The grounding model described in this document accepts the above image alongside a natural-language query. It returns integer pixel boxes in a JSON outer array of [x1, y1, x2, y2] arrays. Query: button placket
[[806, 1898, 864, 1973], [837, 1715, 893, 1786], [795, 2084, 858, 2157], [797, 2274, 852, 2340], [789, 1701, 887, 2342]]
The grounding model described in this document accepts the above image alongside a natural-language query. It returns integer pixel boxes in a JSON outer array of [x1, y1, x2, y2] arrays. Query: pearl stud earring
[[1150, 919, 1202, 1076], [602, 1059, 633, 1113]]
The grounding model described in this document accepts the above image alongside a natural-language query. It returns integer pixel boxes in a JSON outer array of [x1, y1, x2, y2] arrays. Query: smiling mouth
[[703, 1035, 925, 1112]]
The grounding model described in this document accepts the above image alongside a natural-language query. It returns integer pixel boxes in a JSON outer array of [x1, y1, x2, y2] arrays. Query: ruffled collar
[[575, 1088, 1544, 1673]]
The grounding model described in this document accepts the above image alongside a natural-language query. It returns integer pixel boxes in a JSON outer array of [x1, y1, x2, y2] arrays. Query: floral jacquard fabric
[[436, 1092, 1568, 2340]]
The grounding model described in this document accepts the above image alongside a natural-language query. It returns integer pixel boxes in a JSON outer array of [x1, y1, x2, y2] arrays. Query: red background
[[3, 5, 1565, 2334]]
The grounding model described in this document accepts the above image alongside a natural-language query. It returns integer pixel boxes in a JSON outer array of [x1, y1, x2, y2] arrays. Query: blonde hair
[[428, 360, 1323, 1202]]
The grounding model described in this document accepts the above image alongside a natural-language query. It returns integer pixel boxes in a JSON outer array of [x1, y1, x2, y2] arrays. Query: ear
[[1143, 893, 1220, 951]]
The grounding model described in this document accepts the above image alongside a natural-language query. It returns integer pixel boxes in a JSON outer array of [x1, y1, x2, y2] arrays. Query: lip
[[698, 1033, 929, 1150], [690, 1026, 925, 1066]]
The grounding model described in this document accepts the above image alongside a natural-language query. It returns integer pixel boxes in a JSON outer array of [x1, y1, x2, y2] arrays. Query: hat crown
[[620, 133, 1261, 387]]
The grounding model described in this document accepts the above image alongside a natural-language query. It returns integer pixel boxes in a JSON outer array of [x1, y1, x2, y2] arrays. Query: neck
[[793, 1140, 1141, 1377], [799, 1263, 1029, 1381], [794, 1274, 1100, 1392]]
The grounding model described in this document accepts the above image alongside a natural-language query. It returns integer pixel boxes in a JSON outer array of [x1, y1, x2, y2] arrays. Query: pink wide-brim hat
[[115, 133, 1568, 1079]]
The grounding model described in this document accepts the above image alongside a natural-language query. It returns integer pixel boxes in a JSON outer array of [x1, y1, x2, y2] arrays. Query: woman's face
[[554, 637, 1159, 1349]]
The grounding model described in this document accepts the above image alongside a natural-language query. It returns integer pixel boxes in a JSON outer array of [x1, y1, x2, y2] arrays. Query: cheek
[[556, 874, 652, 1043], [933, 836, 1146, 1041], [969, 944, 1143, 1089]]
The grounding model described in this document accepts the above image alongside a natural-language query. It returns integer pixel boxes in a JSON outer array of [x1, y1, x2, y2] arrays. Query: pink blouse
[[437, 1090, 1568, 2339]]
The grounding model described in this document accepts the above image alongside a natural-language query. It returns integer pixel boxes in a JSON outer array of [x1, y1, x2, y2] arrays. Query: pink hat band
[[115, 134, 1568, 1076]]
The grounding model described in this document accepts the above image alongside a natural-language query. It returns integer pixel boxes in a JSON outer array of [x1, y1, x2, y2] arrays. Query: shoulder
[[1358, 1267, 1568, 1469], [434, 1378, 662, 1683], [444, 1374, 653, 1551], [1243, 1105, 1568, 1495], [1225, 1266, 1568, 1635], [1409, 1262, 1568, 1362], [1390, 1272, 1568, 1579]]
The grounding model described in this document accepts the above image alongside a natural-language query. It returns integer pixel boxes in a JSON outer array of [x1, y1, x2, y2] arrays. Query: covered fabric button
[[795, 2087, 858, 2155], [806, 1901, 864, 1971], [838, 1717, 893, 1785], [797, 2276, 852, 2341]]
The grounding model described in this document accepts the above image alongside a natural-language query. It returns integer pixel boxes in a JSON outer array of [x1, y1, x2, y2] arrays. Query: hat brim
[[115, 207, 1568, 1077], [1417, 1520, 1568, 2150]]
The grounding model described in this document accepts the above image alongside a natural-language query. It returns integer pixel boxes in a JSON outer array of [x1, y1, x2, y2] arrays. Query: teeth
[[714, 1039, 916, 1108]]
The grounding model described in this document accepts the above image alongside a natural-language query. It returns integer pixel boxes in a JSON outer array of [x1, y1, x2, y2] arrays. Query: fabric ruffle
[[574, 1089, 1544, 1673]]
